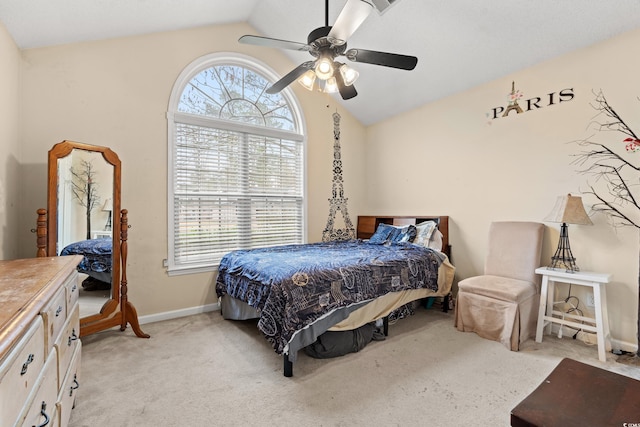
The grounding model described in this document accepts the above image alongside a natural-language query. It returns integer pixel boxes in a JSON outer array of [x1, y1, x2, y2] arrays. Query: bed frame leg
[[283, 355, 293, 377], [383, 316, 389, 336], [442, 292, 452, 313]]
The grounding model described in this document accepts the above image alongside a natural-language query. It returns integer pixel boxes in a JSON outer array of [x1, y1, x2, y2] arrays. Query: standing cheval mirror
[[37, 140, 149, 338]]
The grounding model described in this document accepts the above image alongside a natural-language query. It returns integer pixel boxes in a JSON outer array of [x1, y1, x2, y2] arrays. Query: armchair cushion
[[458, 275, 537, 304]]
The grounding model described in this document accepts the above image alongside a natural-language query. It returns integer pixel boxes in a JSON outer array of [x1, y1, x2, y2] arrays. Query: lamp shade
[[315, 56, 334, 80], [544, 194, 592, 225], [298, 70, 316, 91], [339, 63, 359, 86], [323, 77, 339, 93], [102, 198, 112, 212]]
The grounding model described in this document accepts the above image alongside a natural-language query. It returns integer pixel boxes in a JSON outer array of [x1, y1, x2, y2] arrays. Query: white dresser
[[0, 256, 83, 427]]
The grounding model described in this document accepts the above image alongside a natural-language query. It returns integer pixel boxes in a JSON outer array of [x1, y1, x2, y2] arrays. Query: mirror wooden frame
[[37, 140, 149, 339]]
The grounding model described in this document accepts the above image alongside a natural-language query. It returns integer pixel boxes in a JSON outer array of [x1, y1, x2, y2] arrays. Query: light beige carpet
[[69, 308, 639, 427]]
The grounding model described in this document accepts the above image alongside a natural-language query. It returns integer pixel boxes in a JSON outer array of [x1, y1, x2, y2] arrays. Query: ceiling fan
[[239, 0, 418, 100]]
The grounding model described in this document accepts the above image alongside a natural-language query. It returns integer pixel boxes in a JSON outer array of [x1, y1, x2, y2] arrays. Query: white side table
[[535, 267, 613, 362]]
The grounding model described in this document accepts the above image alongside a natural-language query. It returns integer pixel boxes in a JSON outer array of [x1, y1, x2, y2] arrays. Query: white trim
[[173, 111, 304, 142], [302, 122, 308, 244], [551, 324, 638, 353], [611, 338, 639, 353], [138, 303, 220, 325], [166, 264, 217, 277]]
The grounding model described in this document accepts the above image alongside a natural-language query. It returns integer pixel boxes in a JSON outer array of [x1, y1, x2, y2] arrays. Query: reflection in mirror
[[56, 149, 113, 318]]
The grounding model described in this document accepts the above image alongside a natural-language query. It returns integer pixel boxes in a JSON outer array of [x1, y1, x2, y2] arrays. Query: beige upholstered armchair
[[454, 221, 545, 351]]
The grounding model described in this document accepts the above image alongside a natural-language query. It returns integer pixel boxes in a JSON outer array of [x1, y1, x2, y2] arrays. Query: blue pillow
[[368, 223, 417, 244], [396, 224, 418, 243], [368, 223, 395, 244]]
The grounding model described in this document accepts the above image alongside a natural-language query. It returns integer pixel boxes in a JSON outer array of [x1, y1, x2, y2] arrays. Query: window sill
[[166, 264, 218, 277]]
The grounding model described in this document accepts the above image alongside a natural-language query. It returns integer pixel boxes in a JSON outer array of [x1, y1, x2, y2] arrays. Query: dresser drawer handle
[[70, 373, 80, 396], [20, 353, 34, 375], [55, 306, 63, 317], [33, 400, 50, 427], [68, 329, 78, 346], [71, 284, 77, 292]]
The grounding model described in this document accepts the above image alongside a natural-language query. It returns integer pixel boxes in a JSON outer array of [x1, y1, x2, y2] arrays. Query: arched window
[[167, 53, 306, 275]]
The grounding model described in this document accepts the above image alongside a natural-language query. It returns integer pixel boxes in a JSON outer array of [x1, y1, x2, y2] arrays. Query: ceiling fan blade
[[327, 0, 373, 45], [266, 61, 315, 94], [239, 35, 310, 52], [345, 48, 418, 70], [335, 70, 358, 100]]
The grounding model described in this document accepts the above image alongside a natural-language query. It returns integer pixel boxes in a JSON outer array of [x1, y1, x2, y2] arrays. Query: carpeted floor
[[69, 308, 639, 427]]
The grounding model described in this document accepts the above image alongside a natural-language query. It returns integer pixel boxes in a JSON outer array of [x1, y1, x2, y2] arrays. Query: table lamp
[[544, 194, 592, 272]]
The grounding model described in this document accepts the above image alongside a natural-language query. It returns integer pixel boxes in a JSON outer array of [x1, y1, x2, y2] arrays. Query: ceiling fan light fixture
[[339, 64, 359, 86], [315, 56, 334, 80], [298, 70, 316, 91], [239, 0, 418, 100], [323, 77, 339, 93]]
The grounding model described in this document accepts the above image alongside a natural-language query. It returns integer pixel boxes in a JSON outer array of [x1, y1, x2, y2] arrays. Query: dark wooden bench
[[511, 358, 640, 426]]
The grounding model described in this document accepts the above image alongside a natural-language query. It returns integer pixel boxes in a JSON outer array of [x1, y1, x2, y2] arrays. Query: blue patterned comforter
[[60, 239, 112, 276], [216, 240, 446, 355]]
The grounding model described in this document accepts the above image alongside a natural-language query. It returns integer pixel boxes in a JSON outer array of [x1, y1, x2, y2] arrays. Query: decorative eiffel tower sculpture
[[322, 112, 356, 242]]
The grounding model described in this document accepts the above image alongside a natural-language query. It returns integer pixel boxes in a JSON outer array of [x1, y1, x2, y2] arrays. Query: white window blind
[[167, 55, 305, 274]]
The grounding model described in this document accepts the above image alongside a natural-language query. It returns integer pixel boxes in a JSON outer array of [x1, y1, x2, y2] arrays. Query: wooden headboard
[[356, 215, 450, 258]]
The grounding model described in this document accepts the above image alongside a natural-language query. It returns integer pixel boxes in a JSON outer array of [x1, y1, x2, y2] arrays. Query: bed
[[215, 215, 454, 376], [60, 238, 112, 287]]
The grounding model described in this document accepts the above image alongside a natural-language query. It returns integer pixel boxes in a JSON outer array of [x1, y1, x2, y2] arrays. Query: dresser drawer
[[64, 271, 80, 316], [57, 343, 81, 427], [16, 348, 59, 427], [41, 287, 67, 353], [54, 305, 80, 389], [0, 317, 45, 427]]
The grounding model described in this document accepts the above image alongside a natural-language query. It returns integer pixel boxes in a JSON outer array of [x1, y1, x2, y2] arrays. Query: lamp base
[[548, 222, 580, 273], [104, 212, 112, 231]]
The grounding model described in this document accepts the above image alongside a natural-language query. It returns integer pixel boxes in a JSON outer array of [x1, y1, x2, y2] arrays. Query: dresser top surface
[[0, 256, 82, 360]]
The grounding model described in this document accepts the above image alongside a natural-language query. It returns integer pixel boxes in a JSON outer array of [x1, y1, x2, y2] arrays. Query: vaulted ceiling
[[2, 0, 640, 125]]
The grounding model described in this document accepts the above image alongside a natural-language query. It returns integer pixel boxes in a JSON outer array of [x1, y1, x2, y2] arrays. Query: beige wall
[[17, 23, 367, 316], [8, 21, 639, 349], [0, 22, 21, 260], [365, 28, 640, 350]]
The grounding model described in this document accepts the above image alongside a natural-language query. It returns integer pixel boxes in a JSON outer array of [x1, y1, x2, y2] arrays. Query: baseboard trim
[[610, 338, 638, 353], [138, 303, 220, 325], [137, 306, 638, 353], [551, 324, 638, 353]]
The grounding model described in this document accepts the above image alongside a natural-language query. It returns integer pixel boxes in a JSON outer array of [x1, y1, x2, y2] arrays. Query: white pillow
[[428, 229, 443, 252], [413, 221, 437, 246], [413, 221, 443, 252]]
